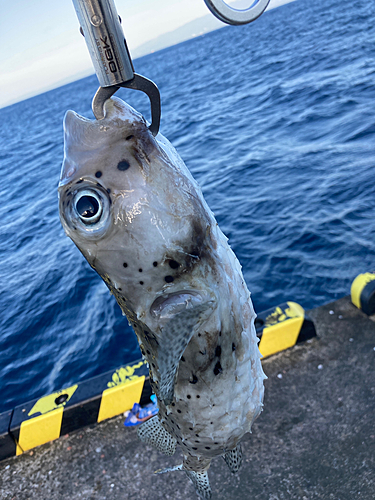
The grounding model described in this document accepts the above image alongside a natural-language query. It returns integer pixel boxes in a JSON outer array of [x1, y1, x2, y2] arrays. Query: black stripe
[[361, 280, 375, 315]]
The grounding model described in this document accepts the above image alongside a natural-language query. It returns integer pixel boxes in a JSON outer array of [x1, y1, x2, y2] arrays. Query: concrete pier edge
[[0, 295, 374, 499]]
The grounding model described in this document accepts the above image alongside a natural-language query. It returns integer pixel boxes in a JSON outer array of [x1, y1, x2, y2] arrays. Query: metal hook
[[73, 0, 161, 135], [203, 0, 270, 25], [92, 74, 161, 136]]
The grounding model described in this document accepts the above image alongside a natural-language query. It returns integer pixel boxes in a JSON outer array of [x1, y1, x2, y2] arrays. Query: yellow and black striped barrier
[[0, 359, 151, 462], [351, 273, 375, 316], [255, 301, 316, 358], [0, 302, 316, 462]]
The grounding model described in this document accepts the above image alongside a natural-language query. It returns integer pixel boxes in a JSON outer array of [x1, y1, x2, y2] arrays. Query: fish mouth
[[150, 291, 204, 320]]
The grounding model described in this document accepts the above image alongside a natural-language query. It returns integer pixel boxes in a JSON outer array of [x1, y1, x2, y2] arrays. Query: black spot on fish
[[199, 350, 206, 356], [198, 333, 201, 337], [195, 440, 200, 443], [165, 276, 174, 283], [107, 188, 111, 194], [151, 363, 156, 369], [126, 135, 134, 140], [196, 395, 200, 399], [146, 350, 151, 355], [168, 260, 180, 269], [232, 343, 236, 351], [192, 447, 198, 450], [215, 346, 222, 357], [214, 361, 222, 376], [177, 409, 181, 414], [153, 261, 158, 267], [95, 171, 102, 178], [181, 356, 185, 362], [123, 263, 128, 268], [171, 403, 175, 407], [205, 446, 211, 450], [196, 434, 199, 437], [189, 427, 193, 431], [190, 374, 198, 384], [187, 395, 191, 399], [117, 160, 130, 171], [139, 268, 143, 272]]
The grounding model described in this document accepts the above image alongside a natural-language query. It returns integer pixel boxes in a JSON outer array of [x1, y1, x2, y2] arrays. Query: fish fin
[[154, 464, 184, 474], [137, 416, 177, 456], [185, 470, 212, 500], [157, 301, 214, 405], [158, 301, 214, 406], [223, 443, 243, 473]]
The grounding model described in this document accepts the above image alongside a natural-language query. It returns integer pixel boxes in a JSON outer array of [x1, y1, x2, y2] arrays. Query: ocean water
[[0, 0, 374, 413]]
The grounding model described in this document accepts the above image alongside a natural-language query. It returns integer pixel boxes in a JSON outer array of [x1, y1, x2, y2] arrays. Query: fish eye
[[74, 190, 103, 225]]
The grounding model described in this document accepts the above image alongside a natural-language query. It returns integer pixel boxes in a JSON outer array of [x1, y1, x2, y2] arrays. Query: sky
[[0, 0, 295, 109]]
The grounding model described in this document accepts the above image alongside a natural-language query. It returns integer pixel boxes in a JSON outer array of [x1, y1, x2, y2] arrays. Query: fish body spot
[[117, 160, 130, 171], [165, 276, 174, 283], [95, 171, 102, 178], [215, 346, 221, 357], [168, 260, 180, 269], [214, 361, 223, 376], [190, 374, 198, 384]]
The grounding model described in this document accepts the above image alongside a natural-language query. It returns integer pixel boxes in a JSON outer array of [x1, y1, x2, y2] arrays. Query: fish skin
[[58, 97, 266, 498]]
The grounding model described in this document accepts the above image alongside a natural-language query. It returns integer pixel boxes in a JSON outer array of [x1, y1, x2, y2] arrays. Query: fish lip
[[150, 291, 204, 320]]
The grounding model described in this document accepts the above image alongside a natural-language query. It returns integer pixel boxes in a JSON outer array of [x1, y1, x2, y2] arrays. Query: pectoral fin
[[157, 301, 214, 405]]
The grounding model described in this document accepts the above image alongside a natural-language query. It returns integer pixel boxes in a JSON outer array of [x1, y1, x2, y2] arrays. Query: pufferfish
[[58, 97, 266, 499]]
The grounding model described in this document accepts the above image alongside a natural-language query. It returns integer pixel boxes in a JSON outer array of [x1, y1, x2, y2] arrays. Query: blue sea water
[[0, 0, 374, 413]]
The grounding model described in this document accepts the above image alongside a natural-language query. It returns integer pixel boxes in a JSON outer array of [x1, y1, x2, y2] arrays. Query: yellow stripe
[[351, 273, 375, 309], [259, 302, 304, 358], [17, 408, 63, 455], [28, 385, 78, 416], [97, 376, 145, 423]]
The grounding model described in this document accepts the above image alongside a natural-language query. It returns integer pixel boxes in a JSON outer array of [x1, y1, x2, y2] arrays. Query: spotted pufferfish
[[58, 97, 266, 499]]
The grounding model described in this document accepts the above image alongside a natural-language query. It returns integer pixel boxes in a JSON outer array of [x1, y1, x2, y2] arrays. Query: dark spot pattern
[[187, 395, 191, 399], [153, 261, 158, 267], [123, 263, 128, 268], [190, 374, 198, 384], [214, 361, 223, 376], [168, 260, 180, 269], [215, 346, 222, 357], [181, 356, 185, 362], [95, 171, 102, 178], [232, 343, 236, 351], [164, 276, 174, 283], [126, 135, 134, 140], [139, 281, 144, 285], [139, 268, 143, 272], [117, 160, 130, 171]]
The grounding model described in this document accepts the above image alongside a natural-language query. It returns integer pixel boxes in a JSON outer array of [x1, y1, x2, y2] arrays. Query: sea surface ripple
[[0, 0, 374, 412]]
